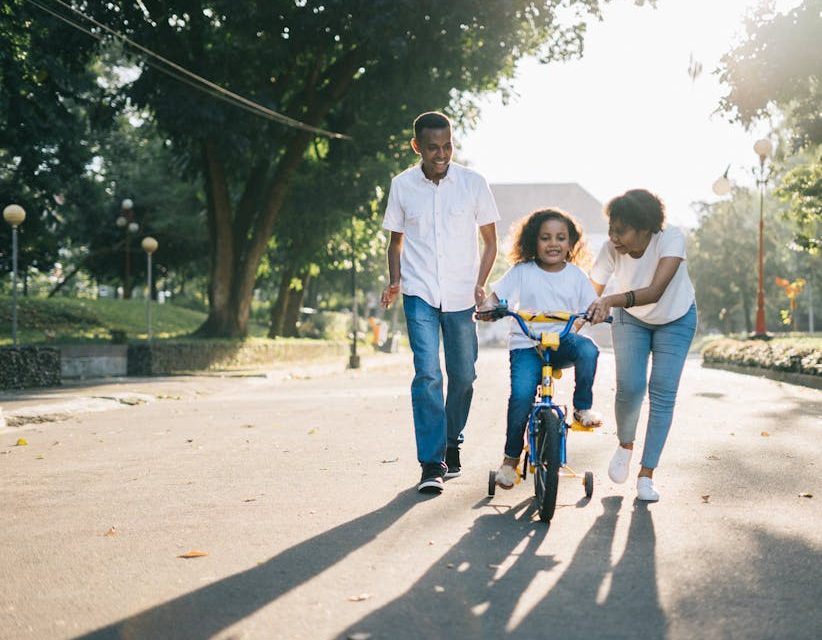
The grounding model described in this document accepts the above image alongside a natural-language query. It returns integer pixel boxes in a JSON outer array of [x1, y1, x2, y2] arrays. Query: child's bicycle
[[476, 299, 610, 523]]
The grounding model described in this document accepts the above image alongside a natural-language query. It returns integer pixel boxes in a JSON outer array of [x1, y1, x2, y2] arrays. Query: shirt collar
[[416, 161, 455, 185]]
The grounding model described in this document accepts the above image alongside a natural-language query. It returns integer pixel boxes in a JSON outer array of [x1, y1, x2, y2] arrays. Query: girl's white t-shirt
[[491, 261, 597, 350], [590, 226, 695, 325]]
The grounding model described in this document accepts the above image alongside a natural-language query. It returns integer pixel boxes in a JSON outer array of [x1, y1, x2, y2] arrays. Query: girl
[[587, 189, 697, 502], [480, 208, 602, 490]]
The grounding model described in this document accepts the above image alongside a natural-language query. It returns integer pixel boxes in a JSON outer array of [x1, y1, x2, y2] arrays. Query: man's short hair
[[413, 112, 451, 140]]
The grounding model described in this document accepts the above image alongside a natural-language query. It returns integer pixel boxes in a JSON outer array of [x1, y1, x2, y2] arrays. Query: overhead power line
[[24, 0, 351, 140]]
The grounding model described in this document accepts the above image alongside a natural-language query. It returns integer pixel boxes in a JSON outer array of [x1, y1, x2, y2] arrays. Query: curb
[[701, 361, 822, 390]]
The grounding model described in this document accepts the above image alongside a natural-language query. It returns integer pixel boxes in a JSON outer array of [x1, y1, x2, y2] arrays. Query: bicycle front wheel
[[534, 409, 562, 523]]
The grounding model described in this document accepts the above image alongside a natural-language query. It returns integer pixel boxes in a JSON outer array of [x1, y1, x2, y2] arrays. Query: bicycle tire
[[534, 409, 562, 522]]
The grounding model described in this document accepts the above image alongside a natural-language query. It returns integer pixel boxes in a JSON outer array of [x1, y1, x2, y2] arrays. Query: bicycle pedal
[[570, 420, 597, 432]]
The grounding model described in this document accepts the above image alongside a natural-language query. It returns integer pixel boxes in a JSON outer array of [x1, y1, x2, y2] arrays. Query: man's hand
[[381, 283, 401, 309], [474, 284, 486, 308]]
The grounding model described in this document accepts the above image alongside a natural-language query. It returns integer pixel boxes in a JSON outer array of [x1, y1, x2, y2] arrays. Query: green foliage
[[0, 0, 107, 277], [702, 337, 822, 376], [688, 188, 805, 334], [774, 154, 822, 252], [718, 0, 822, 147]]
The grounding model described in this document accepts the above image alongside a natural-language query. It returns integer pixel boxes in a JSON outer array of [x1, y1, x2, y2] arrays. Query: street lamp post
[[3, 204, 26, 346], [753, 138, 773, 339], [141, 237, 158, 341], [116, 199, 139, 299], [349, 217, 360, 369]]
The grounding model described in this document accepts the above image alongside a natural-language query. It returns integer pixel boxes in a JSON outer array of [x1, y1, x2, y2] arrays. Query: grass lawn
[[0, 296, 271, 345]]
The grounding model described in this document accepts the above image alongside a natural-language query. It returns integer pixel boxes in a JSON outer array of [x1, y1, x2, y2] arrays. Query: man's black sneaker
[[418, 463, 446, 494], [444, 447, 461, 479]]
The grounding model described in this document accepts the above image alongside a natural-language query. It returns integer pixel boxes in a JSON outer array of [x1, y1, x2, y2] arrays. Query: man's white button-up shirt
[[383, 162, 500, 312]]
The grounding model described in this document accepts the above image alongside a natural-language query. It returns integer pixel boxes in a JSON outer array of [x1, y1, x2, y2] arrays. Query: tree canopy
[[68, 0, 627, 336]]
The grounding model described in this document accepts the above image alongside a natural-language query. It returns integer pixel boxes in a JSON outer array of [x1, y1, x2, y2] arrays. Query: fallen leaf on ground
[[798, 492, 813, 498], [15, 438, 28, 446], [347, 593, 371, 602], [308, 428, 318, 435], [241, 424, 255, 429], [447, 563, 455, 569], [701, 495, 711, 503], [761, 431, 770, 437], [706, 455, 720, 461], [104, 527, 118, 536], [434, 585, 445, 593], [381, 457, 399, 464], [243, 498, 257, 503], [347, 633, 372, 640], [178, 550, 208, 559]]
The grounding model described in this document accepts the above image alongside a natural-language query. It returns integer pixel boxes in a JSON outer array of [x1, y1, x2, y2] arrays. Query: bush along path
[[702, 338, 822, 389]]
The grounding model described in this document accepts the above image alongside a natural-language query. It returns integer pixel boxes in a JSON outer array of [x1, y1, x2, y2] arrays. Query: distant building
[[490, 182, 607, 255]]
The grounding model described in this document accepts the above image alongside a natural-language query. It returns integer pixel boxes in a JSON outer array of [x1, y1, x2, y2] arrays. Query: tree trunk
[[268, 267, 294, 338], [282, 273, 310, 338], [741, 290, 753, 334], [195, 51, 363, 338]]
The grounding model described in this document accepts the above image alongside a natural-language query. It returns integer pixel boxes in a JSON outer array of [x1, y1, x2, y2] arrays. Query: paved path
[[1, 348, 820, 639]]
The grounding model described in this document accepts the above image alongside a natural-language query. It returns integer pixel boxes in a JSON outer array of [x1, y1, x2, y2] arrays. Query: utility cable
[[23, 0, 351, 140]]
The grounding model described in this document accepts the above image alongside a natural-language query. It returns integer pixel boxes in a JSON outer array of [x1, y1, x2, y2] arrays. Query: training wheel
[[584, 471, 594, 498], [488, 470, 497, 497]]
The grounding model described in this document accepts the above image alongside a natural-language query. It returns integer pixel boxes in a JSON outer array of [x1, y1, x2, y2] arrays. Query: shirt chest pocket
[[405, 209, 432, 239]]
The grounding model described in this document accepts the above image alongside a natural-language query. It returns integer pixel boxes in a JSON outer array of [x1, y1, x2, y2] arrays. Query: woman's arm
[[587, 256, 683, 323]]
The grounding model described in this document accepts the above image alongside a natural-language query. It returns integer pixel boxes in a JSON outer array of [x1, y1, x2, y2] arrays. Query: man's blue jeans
[[505, 333, 599, 459], [611, 304, 697, 469], [403, 295, 478, 465]]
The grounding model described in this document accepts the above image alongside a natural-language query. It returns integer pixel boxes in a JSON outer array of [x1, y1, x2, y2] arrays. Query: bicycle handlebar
[[474, 299, 612, 344]]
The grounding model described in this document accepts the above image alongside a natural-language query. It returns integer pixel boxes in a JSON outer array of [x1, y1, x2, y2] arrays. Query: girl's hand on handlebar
[[587, 297, 612, 324]]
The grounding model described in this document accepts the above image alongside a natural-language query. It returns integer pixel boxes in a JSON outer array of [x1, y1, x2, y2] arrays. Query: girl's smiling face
[[536, 219, 572, 272]]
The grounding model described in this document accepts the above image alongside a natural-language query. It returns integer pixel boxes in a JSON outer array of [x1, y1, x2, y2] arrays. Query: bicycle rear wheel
[[534, 409, 562, 523]]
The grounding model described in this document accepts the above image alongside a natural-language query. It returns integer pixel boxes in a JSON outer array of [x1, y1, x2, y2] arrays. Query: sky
[[458, 0, 799, 228]]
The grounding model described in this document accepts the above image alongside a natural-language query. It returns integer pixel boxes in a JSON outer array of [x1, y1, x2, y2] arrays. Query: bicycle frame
[[476, 300, 598, 474]]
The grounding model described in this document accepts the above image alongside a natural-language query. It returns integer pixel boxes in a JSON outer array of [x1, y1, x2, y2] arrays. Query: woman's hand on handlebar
[[586, 296, 613, 325]]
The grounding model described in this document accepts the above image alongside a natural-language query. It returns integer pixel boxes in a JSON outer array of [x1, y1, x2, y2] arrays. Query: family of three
[[381, 111, 697, 503]]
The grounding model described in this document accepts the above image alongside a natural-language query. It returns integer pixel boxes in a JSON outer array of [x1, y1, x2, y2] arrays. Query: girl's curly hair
[[508, 208, 590, 267]]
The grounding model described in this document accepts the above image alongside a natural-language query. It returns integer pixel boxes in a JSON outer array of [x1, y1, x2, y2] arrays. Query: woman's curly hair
[[605, 189, 666, 233], [508, 208, 590, 267]]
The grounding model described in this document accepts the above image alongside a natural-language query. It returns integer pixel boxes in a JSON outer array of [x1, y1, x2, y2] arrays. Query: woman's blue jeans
[[403, 295, 478, 465], [611, 304, 697, 469], [505, 333, 599, 459]]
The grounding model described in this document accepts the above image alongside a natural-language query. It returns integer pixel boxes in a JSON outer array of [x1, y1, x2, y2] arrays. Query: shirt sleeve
[[576, 269, 598, 310], [382, 177, 404, 233], [491, 264, 520, 305], [589, 241, 616, 286], [658, 226, 687, 259], [474, 175, 501, 226]]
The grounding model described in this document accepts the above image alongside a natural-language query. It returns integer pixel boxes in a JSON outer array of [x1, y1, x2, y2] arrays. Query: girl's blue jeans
[[611, 304, 697, 469], [403, 295, 478, 465], [504, 333, 599, 459]]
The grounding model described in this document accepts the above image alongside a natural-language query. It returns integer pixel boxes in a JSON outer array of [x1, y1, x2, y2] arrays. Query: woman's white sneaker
[[637, 476, 660, 502], [608, 445, 632, 484]]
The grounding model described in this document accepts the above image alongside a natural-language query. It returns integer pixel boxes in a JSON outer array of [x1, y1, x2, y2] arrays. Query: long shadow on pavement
[[339, 496, 666, 640], [74, 488, 421, 640]]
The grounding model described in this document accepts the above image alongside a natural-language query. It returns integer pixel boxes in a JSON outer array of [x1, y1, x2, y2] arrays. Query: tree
[[0, 0, 108, 289], [718, 0, 822, 147], [689, 189, 799, 334], [718, 1, 822, 257], [77, 0, 628, 336]]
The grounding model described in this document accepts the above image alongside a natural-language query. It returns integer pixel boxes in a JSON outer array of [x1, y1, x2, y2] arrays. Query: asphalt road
[[1, 348, 820, 640]]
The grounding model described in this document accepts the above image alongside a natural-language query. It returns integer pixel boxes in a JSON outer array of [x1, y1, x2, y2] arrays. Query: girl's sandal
[[573, 409, 603, 428]]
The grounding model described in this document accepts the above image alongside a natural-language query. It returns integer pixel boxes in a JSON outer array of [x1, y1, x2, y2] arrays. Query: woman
[[587, 189, 696, 502]]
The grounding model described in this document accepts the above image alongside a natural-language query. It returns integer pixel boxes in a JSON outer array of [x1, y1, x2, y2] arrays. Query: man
[[381, 111, 499, 494]]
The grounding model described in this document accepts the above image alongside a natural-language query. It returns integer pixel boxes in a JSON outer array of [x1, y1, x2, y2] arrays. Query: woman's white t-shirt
[[590, 226, 695, 325], [491, 261, 597, 350]]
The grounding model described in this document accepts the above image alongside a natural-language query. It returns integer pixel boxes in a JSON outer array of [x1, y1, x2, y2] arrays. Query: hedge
[[127, 339, 349, 375], [0, 346, 61, 389], [702, 339, 822, 377]]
